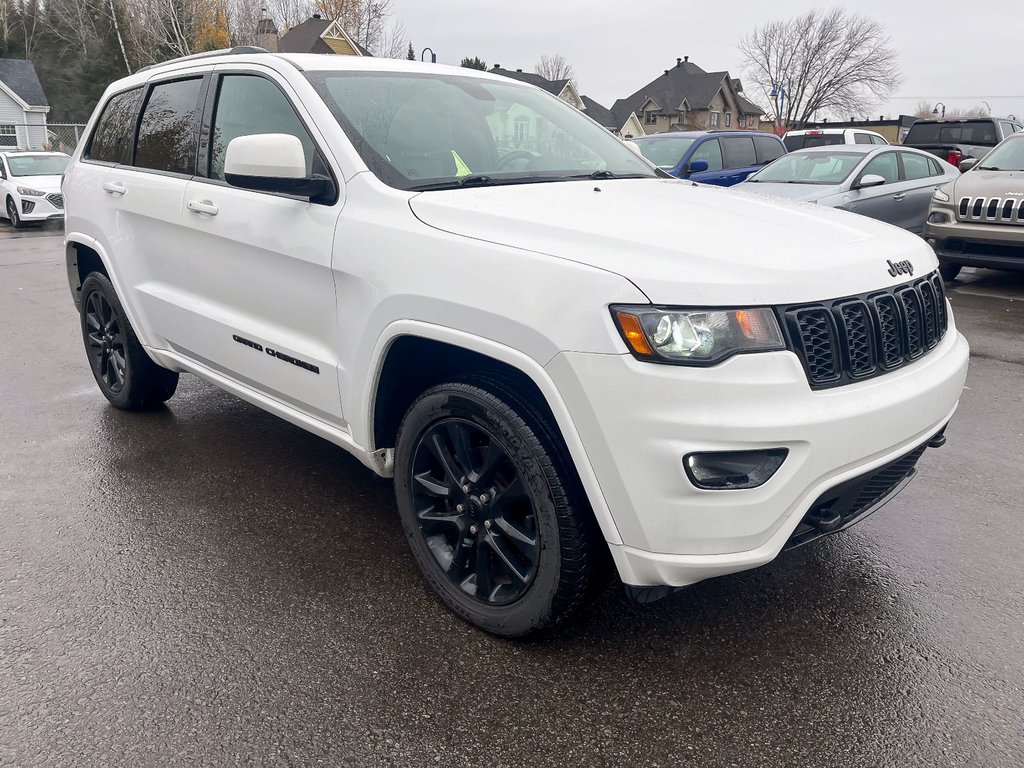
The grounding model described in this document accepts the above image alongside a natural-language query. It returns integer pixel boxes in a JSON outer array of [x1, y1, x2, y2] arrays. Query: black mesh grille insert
[[837, 301, 875, 377], [782, 271, 948, 389], [789, 308, 840, 384]]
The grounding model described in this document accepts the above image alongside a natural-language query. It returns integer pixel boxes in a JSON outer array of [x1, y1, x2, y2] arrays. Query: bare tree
[[738, 8, 900, 129], [535, 53, 574, 83], [914, 100, 989, 120]]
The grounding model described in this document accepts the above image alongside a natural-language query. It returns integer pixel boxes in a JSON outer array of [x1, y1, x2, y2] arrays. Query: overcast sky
[[389, 0, 1024, 120]]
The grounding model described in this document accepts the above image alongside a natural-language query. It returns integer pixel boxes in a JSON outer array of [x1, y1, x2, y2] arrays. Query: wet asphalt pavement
[[2, 223, 1023, 766]]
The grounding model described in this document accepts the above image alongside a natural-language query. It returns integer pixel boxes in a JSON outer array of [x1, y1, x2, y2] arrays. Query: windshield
[[305, 71, 656, 191], [976, 138, 1024, 171], [631, 137, 696, 169], [905, 121, 998, 145], [749, 151, 864, 185], [6, 154, 69, 177], [784, 134, 844, 151]]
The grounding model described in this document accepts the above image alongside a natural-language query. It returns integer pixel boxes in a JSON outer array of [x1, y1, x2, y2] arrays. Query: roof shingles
[[0, 58, 48, 108]]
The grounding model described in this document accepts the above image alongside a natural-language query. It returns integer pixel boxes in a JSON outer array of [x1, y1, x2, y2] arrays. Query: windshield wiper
[[410, 175, 525, 191], [977, 166, 1001, 171]]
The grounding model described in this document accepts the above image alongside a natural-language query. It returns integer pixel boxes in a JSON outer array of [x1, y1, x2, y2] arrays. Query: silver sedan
[[736, 145, 960, 233]]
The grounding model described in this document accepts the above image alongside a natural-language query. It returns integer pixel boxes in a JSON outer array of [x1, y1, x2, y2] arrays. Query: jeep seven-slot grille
[[958, 195, 1024, 224], [782, 271, 948, 389]]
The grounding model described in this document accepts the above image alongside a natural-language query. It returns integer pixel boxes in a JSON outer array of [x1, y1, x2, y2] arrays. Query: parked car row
[[626, 120, 1024, 281]]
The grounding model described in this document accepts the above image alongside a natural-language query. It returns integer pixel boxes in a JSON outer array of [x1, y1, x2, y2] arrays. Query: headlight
[[612, 306, 786, 365], [16, 186, 45, 197], [932, 188, 951, 203]]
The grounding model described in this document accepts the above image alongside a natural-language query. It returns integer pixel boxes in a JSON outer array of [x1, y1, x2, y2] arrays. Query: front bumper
[[16, 194, 65, 222], [546, 320, 969, 587], [924, 218, 1024, 271]]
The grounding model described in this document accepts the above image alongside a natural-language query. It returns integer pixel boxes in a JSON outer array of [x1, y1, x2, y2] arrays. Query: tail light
[[947, 149, 962, 168]]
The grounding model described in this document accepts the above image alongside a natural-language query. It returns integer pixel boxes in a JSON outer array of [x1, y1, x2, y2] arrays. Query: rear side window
[[85, 88, 143, 164], [135, 78, 204, 175], [690, 139, 723, 171], [721, 136, 756, 168], [854, 133, 872, 144], [901, 151, 933, 180], [871, 134, 887, 145], [928, 157, 943, 175], [209, 75, 318, 181], [753, 136, 785, 164]]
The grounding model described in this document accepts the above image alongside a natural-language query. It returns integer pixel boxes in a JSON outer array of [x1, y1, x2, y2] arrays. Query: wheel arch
[[65, 235, 111, 311], [364, 321, 622, 546]]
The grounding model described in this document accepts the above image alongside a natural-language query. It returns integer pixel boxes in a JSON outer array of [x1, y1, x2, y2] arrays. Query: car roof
[[633, 130, 778, 140], [0, 150, 67, 158], [786, 128, 882, 135], [788, 144, 883, 155]]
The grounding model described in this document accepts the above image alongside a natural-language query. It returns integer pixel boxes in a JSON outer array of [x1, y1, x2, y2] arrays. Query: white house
[[0, 59, 49, 150]]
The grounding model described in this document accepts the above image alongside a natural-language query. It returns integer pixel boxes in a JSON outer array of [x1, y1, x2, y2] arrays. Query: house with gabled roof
[[580, 96, 644, 139], [489, 66, 584, 110], [258, 13, 373, 56], [0, 59, 49, 150], [612, 56, 764, 135]]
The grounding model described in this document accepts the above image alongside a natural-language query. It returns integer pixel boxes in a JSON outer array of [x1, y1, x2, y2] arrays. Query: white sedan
[[0, 151, 70, 228]]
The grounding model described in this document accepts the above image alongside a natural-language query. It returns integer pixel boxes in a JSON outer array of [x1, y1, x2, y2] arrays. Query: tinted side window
[[85, 88, 143, 164], [721, 136, 756, 168], [210, 75, 318, 181], [690, 139, 723, 171], [753, 136, 784, 164], [860, 152, 899, 184], [135, 78, 204, 175], [854, 133, 872, 144], [901, 151, 932, 180], [783, 136, 804, 151]]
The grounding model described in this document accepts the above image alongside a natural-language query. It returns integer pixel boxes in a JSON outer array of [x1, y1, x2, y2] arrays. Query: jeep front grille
[[958, 196, 1024, 224], [781, 272, 949, 389]]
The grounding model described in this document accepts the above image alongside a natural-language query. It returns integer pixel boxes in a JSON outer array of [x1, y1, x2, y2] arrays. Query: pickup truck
[[903, 117, 1023, 169]]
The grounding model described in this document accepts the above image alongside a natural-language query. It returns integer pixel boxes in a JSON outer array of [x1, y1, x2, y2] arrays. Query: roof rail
[[137, 46, 269, 74]]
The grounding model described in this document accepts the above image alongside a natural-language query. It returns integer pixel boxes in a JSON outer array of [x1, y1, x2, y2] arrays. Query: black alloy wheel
[[84, 289, 128, 394], [394, 379, 605, 637], [410, 418, 540, 605], [78, 273, 179, 410]]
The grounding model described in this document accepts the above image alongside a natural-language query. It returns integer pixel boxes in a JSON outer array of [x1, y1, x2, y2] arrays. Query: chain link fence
[[0, 123, 88, 154]]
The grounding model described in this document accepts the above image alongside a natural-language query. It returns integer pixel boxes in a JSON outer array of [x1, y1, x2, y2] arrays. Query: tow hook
[[806, 506, 844, 533], [927, 432, 947, 448]]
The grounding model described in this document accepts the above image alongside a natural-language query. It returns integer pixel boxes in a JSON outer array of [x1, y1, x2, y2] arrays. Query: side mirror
[[958, 157, 978, 172], [855, 174, 887, 189], [224, 133, 335, 202], [687, 159, 710, 174]]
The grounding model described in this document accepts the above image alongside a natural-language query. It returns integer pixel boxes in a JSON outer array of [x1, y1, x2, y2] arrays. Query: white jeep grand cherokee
[[63, 50, 969, 636]]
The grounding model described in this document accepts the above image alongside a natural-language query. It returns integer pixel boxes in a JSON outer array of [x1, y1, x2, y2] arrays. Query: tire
[[79, 273, 179, 410], [6, 196, 26, 229], [939, 261, 962, 282], [394, 379, 604, 637]]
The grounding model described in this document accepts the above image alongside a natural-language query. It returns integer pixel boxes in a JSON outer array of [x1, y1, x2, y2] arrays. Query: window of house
[[86, 87, 143, 164], [721, 136, 756, 168], [709, 111, 720, 128], [900, 151, 934, 180], [513, 116, 530, 146], [724, 112, 732, 127], [0, 125, 16, 147], [134, 78, 204, 175], [689, 138, 723, 171], [645, 111, 658, 125], [209, 74, 319, 181]]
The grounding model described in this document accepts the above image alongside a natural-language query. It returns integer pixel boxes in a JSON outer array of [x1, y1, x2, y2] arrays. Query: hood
[[10, 174, 63, 193], [952, 169, 1024, 199], [409, 179, 936, 305], [735, 181, 840, 203]]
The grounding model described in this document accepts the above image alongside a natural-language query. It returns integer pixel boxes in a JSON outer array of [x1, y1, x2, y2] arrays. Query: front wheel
[[394, 381, 601, 637], [80, 273, 179, 410], [6, 197, 26, 229], [939, 261, 962, 282]]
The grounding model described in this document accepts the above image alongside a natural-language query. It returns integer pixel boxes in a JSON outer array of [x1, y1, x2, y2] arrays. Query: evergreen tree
[[406, 42, 415, 60], [461, 56, 486, 71]]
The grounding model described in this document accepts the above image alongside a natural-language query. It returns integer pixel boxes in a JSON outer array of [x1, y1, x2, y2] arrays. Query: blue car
[[630, 130, 787, 186]]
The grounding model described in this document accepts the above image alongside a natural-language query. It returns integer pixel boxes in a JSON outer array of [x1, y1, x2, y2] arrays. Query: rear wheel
[[394, 380, 602, 637], [80, 273, 179, 410], [6, 197, 26, 229], [939, 261, 962, 282]]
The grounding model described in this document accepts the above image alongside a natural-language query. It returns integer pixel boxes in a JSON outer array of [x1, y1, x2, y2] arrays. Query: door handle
[[102, 181, 126, 196], [187, 200, 219, 216], [893, 193, 906, 201]]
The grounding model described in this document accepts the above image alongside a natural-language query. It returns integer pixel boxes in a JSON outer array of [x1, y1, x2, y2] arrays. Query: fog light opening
[[684, 448, 788, 490]]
